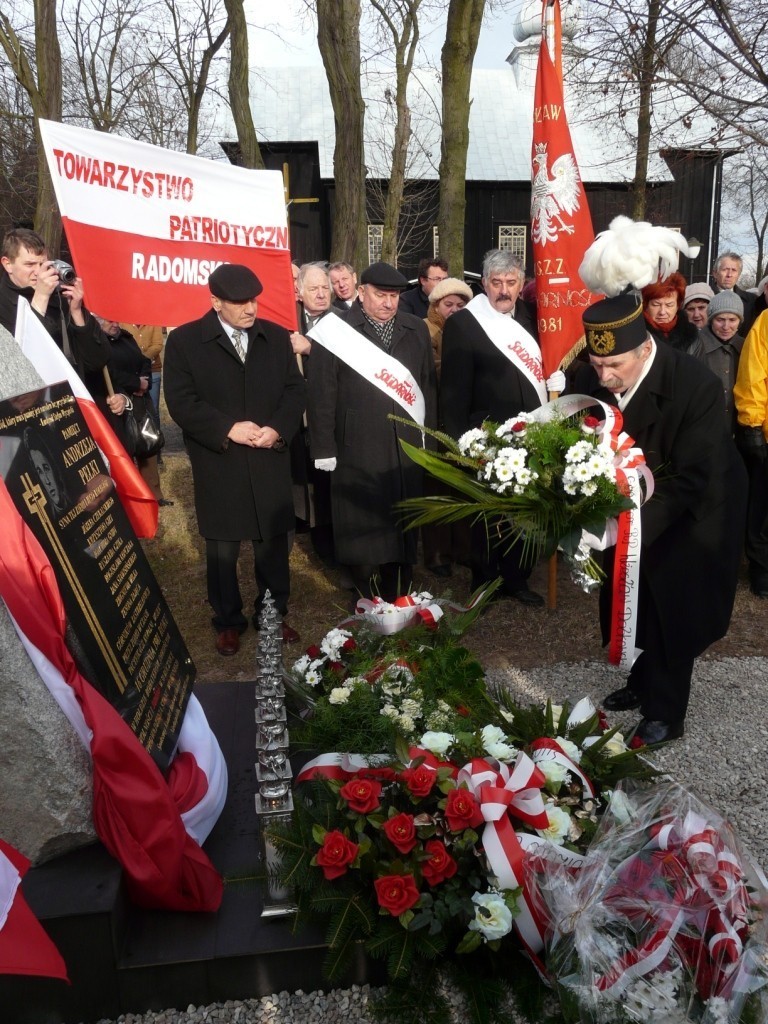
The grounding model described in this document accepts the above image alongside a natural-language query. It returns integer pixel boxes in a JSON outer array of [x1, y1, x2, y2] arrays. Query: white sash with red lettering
[[308, 314, 425, 427], [465, 294, 547, 405]]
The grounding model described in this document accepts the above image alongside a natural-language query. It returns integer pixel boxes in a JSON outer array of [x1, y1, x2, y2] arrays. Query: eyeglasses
[[426, 275, 448, 282]]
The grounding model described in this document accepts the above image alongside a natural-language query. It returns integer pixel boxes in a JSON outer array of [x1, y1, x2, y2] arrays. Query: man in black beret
[[164, 263, 306, 655], [573, 291, 747, 744], [307, 260, 437, 602]]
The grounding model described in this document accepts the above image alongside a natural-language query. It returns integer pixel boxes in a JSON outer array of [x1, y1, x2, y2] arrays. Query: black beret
[[583, 293, 648, 356], [359, 261, 409, 290], [209, 264, 263, 301]]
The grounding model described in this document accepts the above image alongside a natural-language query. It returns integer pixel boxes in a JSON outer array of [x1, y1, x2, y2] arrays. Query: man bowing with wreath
[[307, 261, 437, 602]]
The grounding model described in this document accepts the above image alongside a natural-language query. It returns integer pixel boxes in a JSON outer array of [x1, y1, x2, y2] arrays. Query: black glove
[[739, 426, 768, 461]]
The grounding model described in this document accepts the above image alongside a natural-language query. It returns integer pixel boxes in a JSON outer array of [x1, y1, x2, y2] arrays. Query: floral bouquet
[[532, 781, 768, 1024], [396, 397, 646, 585], [269, 687, 658, 1024]]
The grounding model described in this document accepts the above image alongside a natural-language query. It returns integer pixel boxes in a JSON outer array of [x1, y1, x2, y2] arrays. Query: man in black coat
[[399, 257, 449, 319], [307, 261, 437, 601], [440, 249, 563, 606], [0, 227, 107, 373], [574, 292, 747, 744], [164, 264, 305, 655]]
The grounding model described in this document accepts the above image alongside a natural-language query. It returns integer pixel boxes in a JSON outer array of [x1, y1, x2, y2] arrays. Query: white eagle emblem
[[531, 142, 581, 245]]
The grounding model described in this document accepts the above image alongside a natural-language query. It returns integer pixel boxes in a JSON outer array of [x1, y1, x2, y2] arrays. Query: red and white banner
[[531, 0, 597, 377], [38, 120, 296, 331], [15, 298, 158, 539], [0, 839, 68, 981]]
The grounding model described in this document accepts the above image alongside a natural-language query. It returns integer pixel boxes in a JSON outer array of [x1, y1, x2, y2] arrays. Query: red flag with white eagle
[[14, 298, 158, 538], [531, 0, 597, 377]]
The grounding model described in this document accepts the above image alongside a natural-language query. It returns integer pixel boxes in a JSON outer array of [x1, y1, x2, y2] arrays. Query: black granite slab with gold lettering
[[0, 381, 194, 773]]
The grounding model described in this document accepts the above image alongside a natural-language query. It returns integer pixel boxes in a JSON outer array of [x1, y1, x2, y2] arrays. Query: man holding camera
[[0, 227, 107, 372]]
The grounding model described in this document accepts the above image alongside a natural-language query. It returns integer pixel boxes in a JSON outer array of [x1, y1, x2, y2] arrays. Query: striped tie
[[231, 328, 246, 362]]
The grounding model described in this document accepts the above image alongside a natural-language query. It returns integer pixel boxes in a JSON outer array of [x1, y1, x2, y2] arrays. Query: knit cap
[[708, 290, 743, 322], [684, 282, 714, 306]]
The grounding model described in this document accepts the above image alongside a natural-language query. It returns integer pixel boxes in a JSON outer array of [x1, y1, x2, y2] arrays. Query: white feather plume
[[579, 215, 694, 297]]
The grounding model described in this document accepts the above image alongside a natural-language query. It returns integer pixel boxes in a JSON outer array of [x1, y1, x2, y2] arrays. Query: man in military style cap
[[307, 260, 437, 602], [573, 291, 747, 744], [164, 264, 305, 655]]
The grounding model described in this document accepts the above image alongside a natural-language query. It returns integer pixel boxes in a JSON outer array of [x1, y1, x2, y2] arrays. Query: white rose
[[468, 892, 513, 941], [420, 731, 454, 756], [537, 802, 571, 846], [292, 654, 310, 676], [555, 737, 582, 764], [481, 724, 507, 750], [485, 741, 516, 763], [603, 732, 628, 756], [536, 758, 569, 789], [328, 686, 351, 705], [549, 704, 564, 729]]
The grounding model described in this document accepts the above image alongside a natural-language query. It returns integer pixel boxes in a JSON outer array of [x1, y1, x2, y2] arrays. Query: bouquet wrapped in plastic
[[532, 781, 768, 1023]]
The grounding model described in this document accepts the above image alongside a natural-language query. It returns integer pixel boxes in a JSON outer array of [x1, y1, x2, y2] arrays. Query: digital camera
[[48, 259, 77, 285]]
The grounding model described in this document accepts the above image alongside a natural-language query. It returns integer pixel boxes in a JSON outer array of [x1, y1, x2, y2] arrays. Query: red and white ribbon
[[529, 737, 595, 798]]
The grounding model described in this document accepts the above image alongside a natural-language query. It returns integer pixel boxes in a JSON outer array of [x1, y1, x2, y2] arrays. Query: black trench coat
[[164, 309, 305, 542], [572, 342, 747, 664], [307, 302, 437, 565]]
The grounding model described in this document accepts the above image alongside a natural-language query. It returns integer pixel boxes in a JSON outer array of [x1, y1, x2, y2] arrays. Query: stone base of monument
[[0, 681, 381, 1024]]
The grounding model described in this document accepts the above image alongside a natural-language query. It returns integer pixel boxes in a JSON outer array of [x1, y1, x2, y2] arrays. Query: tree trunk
[[438, 0, 485, 275], [223, 0, 263, 168], [186, 20, 229, 154], [631, 0, 660, 221], [317, 0, 367, 271]]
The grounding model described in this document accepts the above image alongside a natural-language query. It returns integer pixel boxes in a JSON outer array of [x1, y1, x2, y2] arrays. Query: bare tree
[[368, 0, 422, 264], [437, 0, 485, 275], [0, 1, 63, 250], [0, 71, 37, 229], [316, 0, 368, 270], [222, 0, 263, 168], [721, 143, 768, 281]]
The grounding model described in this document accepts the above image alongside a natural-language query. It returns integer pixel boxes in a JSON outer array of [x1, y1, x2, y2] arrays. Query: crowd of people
[[3, 222, 768, 746]]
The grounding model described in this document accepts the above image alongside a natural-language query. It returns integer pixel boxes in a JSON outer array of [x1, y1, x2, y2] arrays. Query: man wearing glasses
[[399, 257, 450, 318]]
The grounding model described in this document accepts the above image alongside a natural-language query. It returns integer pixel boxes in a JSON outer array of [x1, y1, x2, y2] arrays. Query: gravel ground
[[87, 654, 768, 1024]]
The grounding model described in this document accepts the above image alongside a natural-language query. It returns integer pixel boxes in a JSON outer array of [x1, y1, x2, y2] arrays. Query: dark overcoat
[[164, 309, 305, 541], [307, 301, 437, 565], [440, 302, 541, 438], [572, 342, 747, 663]]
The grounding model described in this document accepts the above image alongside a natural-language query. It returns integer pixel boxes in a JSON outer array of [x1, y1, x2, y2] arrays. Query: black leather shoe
[[633, 718, 685, 745], [508, 586, 544, 607], [603, 686, 642, 711]]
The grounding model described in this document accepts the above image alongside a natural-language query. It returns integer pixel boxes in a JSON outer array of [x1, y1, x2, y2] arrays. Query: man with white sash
[[573, 290, 746, 745], [440, 250, 565, 606], [307, 261, 437, 602]]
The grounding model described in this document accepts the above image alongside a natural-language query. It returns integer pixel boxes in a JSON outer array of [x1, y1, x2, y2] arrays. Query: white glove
[[582, 518, 619, 551], [314, 457, 337, 472], [545, 370, 566, 394]]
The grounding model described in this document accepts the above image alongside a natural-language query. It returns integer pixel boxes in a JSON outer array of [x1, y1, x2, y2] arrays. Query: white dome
[[512, 0, 581, 44]]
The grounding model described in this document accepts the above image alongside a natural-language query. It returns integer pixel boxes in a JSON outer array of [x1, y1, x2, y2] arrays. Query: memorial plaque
[[0, 381, 194, 773]]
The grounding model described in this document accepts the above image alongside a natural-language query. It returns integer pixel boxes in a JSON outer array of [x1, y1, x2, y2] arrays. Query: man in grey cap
[[308, 260, 437, 601], [164, 264, 305, 655]]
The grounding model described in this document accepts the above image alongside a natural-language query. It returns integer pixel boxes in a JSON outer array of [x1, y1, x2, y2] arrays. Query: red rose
[[383, 812, 418, 854], [329, 660, 344, 674], [597, 710, 609, 732], [306, 644, 322, 658], [315, 830, 359, 880], [456, 704, 470, 718], [421, 839, 457, 886], [444, 787, 484, 832], [374, 874, 420, 916], [342, 637, 357, 652], [400, 764, 435, 799], [512, 421, 526, 433], [583, 415, 600, 429], [629, 735, 644, 750], [339, 777, 382, 814]]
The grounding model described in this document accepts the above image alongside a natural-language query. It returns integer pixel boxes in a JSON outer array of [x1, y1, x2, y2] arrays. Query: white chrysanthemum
[[492, 458, 514, 483], [563, 480, 578, 496], [320, 627, 353, 659], [587, 453, 610, 475], [458, 428, 488, 456], [304, 668, 322, 687], [555, 737, 582, 764], [622, 969, 683, 1022], [574, 462, 593, 481], [515, 467, 535, 487], [507, 448, 528, 471], [420, 731, 454, 756], [380, 704, 399, 720], [537, 802, 571, 845], [328, 686, 352, 705], [581, 481, 598, 497], [400, 698, 422, 719], [468, 892, 513, 941], [292, 654, 311, 676], [565, 440, 593, 464]]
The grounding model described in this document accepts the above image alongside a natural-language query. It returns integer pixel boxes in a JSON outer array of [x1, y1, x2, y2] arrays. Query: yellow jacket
[[734, 308, 768, 440]]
